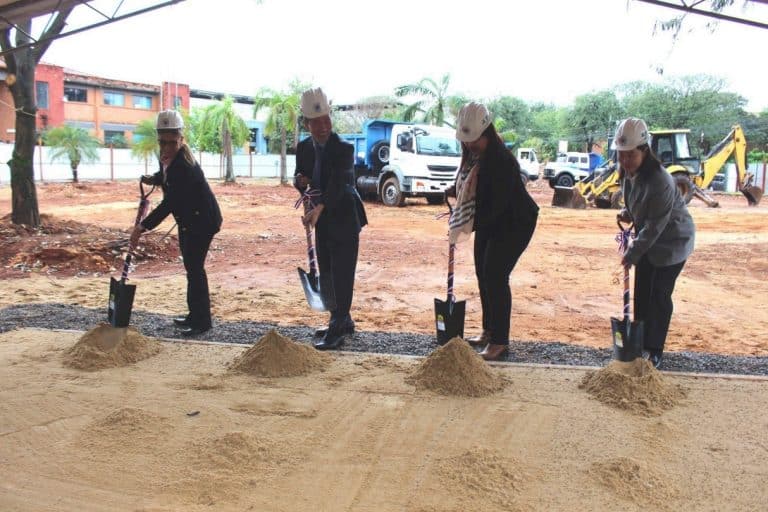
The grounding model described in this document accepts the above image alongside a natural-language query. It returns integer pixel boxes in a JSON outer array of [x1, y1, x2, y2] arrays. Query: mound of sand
[[229, 329, 331, 377], [590, 456, 677, 506], [63, 324, 161, 370], [437, 448, 524, 506], [406, 337, 505, 397], [579, 359, 686, 416]]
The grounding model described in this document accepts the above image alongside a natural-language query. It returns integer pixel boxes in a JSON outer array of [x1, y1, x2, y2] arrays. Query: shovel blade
[[610, 316, 644, 362], [434, 298, 466, 345], [108, 277, 136, 328], [552, 186, 587, 209], [298, 267, 335, 312]]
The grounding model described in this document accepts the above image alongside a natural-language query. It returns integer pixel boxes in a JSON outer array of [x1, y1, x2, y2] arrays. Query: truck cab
[[346, 120, 461, 206], [516, 147, 540, 183]]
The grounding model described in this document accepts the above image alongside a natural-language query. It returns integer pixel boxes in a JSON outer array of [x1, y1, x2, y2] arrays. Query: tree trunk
[[280, 125, 288, 185], [71, 163, 79, 183], [7, 47, 40, 226], [223, 121, 235, 182]]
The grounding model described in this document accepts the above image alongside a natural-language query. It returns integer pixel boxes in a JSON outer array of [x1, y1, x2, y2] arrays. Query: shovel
[[434, 197, 466, 345], [610, 221, 643, 361], [108, 181, 153, 327], [296, 189, 335, 312]]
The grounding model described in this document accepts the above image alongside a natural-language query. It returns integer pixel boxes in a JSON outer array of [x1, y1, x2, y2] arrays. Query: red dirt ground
[[1, 178, 766, 356]]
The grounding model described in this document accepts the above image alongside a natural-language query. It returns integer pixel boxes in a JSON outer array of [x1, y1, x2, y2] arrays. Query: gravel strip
[[1, 303, 766, 376]]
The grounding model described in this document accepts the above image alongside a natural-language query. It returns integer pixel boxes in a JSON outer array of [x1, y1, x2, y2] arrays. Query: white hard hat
[[456, 102, 492, 142], [611, 118, 649, 151], [156, 110, 184, 131], [300, 87, 331, 119]]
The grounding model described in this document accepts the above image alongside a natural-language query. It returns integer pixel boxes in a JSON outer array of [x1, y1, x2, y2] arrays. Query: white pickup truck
[[505, 144, 541, 184], [543, 152, 591, 188]]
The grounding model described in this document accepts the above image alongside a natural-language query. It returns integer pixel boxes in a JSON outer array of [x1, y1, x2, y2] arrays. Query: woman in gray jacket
[[614, 118, 695, 369]]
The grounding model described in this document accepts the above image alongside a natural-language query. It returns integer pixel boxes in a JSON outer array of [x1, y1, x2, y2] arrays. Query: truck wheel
[[555, 174, 574, 188], [371, 141, 390, 172], [673, 173, 694, 204], [520, 173, 529, 186], [381, 177, 405, 207], [426, 195, 444, 205]]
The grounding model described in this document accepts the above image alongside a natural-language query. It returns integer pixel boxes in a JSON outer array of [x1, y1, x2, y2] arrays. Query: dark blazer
[[294, 132, 367, 237], [141, 151, 222, 235], [474, 145, 539, 237]]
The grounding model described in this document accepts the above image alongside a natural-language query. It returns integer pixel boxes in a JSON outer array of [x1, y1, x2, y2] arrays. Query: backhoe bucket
[[741, 185, 763, 206], [552, 186, 587, 209]]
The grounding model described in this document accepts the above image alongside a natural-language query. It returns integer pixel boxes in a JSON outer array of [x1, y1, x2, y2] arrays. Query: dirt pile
[[590, 456, 677, 506], [63, 323, 161, 370], [406, 337, 505, 397], [579, 359, 686, 416], [437, 448, 524, 507], [230, 329, 331, 377]]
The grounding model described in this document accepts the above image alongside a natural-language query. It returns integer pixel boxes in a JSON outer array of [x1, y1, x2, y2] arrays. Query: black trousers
[[474, 223, 535, 346], [633, 254, 686, 353], [316, 227, 359, 334], [179, 230, 214, 329]]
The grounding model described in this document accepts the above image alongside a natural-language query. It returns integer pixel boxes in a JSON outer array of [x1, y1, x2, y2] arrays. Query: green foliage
[[195, 97, 249, 153], [566, 90, 624, 146], [131, 118, 159, 166], [43, 125, 101, 182], [394, 73, 466, 127]]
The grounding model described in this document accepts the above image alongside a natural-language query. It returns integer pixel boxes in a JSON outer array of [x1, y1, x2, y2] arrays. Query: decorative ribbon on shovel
[[610, 221, 644, 361]]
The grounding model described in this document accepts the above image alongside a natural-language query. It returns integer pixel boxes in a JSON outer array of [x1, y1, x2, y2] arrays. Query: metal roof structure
[[635, 0, 768, 30], [0, 0, 185, 57]]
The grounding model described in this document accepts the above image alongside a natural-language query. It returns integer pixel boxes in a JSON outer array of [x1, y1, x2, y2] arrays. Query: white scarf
[[449, 156, 479, 244]]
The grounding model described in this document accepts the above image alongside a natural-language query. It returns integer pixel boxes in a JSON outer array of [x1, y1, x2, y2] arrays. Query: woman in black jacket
[[130, 110, 222, 336], [450, 102, 539, 361]]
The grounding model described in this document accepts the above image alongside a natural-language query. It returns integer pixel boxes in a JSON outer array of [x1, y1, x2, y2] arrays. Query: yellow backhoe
[[551, 124, 762, 209]]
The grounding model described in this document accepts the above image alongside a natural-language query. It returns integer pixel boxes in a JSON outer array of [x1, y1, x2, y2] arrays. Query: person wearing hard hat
[[130, 110, 223, 336], [294, 87, 367, 350], [449, 102, 539, 361], [615, 117, 695, 369]]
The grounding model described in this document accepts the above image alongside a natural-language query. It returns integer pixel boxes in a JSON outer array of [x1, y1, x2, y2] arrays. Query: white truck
[[516, 147, 540, 184], [342, 120, 461, 206], [543, 152, 591, 188]]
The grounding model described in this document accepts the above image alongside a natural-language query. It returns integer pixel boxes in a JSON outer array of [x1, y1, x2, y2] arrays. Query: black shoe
[[173, 316, 191, 326], [313, 331, 347, 351], [643, 350, 663, 369], [314, 320, 355, 338], [178, 325, 211, 336]]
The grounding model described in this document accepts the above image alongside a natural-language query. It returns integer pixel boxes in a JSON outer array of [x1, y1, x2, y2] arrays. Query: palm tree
[[394, 73, 466, 127], [130, 119, 158, 173], [253, 87, 300, 185], [197, 97, 249, 183], [43, 125, 101, 183]]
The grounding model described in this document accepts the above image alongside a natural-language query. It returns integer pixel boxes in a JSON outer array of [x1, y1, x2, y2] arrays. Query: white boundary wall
[[0, 143, 296, 184]]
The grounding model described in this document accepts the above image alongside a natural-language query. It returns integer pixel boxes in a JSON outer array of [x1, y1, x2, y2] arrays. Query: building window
[[35, 81, 49, 109], [133, 94, 152, 109], [64, 86, 87, 102], [103, 91, 125, 106], [104, 130, 126, 147], [174, 96, 182, 109]]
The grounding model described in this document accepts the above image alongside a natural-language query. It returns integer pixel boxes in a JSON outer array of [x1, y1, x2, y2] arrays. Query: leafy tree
[[43, 125, 101, 183], [394, 73, 466, 127], [131, 119, 159, 173], [566, 91, 625, 150], [489, 96, 534, 142], [253, 87, 300, 185], [0, 9, 74, 226], [196, 97, 249, 183]]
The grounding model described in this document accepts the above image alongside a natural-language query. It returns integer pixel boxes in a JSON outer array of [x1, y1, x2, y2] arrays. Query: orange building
[[0, 61, 189, 145]]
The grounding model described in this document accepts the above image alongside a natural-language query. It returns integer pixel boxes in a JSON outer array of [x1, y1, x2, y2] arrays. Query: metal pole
[[38, 137, 44, 182], [249, 151, 252, 177], [110, 144, 114, 181]]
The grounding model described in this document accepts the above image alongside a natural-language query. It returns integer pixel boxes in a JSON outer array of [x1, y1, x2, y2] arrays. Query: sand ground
[[1, 328, 766, 511]]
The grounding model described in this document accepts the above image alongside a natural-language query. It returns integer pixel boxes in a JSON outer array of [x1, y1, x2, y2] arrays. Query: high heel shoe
[[480, 343, 509, 361]]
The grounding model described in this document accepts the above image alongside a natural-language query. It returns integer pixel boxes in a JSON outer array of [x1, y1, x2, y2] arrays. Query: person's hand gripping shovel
[[295, 188, 336, 312], [610, 220, 643, 361], [434, 194, 466, 345], [108, 180, 154, 327]]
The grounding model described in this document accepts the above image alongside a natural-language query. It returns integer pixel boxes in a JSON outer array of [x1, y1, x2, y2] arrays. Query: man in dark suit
[[294, 88, 367, 350], [130, 110, 222, 336]]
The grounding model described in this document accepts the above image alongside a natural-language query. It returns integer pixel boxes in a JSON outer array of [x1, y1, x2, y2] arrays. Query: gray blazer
[[622, 158, 695, 266]]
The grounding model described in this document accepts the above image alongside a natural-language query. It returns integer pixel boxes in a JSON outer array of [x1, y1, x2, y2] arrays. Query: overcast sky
[[34, 0, 768, 112]]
